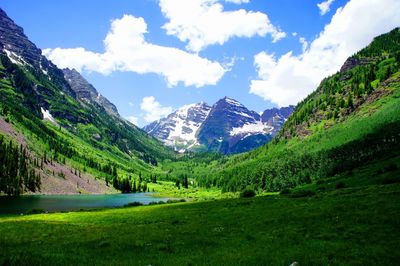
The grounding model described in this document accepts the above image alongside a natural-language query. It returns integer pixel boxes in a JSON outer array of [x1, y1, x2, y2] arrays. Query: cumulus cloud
[[125, 116, 139, 125], [250, 0, 400, 107], [140, 96, 173, 122], [159, 0, 285, 52], [43, 15, 226, 87], [317, 0, 335, 15]]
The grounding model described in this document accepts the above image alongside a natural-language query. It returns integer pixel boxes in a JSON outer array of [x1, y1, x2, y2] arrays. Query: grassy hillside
[[1, 160, 399, 265], [183, 28, 400, 193]]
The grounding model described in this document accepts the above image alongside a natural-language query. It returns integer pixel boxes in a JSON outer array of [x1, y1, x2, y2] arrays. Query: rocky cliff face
[[261, 106, 294, 135], [62, 68, 119, 117], [0, 8, 75, 97], [144, 97, 293, 154], [339, 57, 373, 73]]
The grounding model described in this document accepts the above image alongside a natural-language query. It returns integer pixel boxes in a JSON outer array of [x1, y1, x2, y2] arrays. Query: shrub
[[335, 181, 346, 189], [280, 188, 291, 195], [166, 199, 186, 204], [382, 176, 400, 184], [385, 163, 398, 172], [124, 202, 143, 207], [240, 189, 256, 198], [290, 190, 316, 198], [25, 208, 45, 215]]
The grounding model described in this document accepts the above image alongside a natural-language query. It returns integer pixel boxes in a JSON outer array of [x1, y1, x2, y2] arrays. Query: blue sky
[[2, 0, 399, 126]]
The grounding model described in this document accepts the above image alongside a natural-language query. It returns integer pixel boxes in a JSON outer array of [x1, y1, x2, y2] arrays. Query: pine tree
[[132, 180, 137, 193], [347, 93, 354, 108]]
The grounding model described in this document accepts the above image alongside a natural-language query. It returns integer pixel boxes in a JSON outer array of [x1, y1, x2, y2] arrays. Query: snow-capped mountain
[[143, 96, 294, 154], [143, 102, 211, 152]]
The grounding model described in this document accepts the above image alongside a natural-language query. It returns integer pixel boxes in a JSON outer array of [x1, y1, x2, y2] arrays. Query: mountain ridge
[[0, 8, 173, 195], [144, 96, 293, 154]]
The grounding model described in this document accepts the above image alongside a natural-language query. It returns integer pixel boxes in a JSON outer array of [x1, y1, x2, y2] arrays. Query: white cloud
[[43, 15, 226, 88], [159, 0, 286, 52], [140, 96, 173, 122], [225, 0, 250, 4], [317, 0, 335, 15], [299, 37, 308, 52], [250, 0, 400, 107], [125, 116, 139, 125]]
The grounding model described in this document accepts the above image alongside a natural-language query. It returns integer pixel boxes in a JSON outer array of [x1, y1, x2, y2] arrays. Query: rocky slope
[[144, 96, 293, 154], [62, 68, 119, 117]]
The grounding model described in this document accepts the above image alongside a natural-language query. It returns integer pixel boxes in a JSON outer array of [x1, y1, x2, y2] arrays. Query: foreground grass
[[1, 180, 399, 265]]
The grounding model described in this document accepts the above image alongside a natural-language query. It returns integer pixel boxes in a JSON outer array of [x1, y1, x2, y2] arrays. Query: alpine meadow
[[0, 1, 399, 265]]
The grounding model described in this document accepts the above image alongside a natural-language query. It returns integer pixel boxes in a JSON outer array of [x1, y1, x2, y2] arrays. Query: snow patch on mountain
[[143, 102, 211, 151], [41, 107, 57, 125], [4, 49, 29, 66], [224, 97, 243, 107], [230, 121, 272, 136]]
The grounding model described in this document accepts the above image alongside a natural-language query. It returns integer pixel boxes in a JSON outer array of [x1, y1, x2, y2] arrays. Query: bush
[[149, 201, 167, 205], [240, 189, 256, 198], [290, 190, 316, 198], [124, 202, 143, 207], [381, 176, 400, 184], [335, 181, 346, 189], [166, 199, 186, 204], [25, 208, 45, 215], [385, 163, 398, 172], [280, 188, 291, 195]]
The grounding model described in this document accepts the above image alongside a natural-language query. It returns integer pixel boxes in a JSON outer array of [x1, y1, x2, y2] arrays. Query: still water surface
[[0, 193, 168, 214]]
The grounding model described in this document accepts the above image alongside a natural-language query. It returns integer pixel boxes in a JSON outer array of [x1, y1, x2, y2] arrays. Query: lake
[[0, 193, 170, 214]]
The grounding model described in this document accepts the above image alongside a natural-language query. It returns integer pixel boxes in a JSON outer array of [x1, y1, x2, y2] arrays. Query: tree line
[[0, 135, 41, 195]]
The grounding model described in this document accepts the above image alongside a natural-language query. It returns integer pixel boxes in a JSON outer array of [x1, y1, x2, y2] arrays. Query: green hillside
[[175, 28, 400, 192], [0, 52, 175, 195]]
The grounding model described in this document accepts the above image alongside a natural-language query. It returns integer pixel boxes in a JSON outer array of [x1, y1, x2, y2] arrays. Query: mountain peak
[[219, 96, 243, 107], [62, 68, 119, 117], [144, 96, 293, 154], [143, 101, 212, 152]]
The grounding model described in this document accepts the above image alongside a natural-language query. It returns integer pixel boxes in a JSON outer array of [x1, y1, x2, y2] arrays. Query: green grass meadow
[[1, 162, 399, 265]]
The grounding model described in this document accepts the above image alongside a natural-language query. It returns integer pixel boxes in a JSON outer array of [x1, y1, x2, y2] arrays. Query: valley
[[0, 3, 399, 266], [1, 164, 399, 265]]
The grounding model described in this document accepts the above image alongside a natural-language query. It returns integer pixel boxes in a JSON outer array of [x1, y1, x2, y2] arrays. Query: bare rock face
[[340, 56, 372, 73], [62, 68, 119, 117]]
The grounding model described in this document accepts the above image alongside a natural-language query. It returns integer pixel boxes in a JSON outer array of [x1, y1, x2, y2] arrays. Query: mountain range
[[0, 6, 399, 198], [144, 97, 293, 154]]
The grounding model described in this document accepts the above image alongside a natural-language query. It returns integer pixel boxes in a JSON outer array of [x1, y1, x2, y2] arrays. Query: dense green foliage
[[0, 161, 399, 265]]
